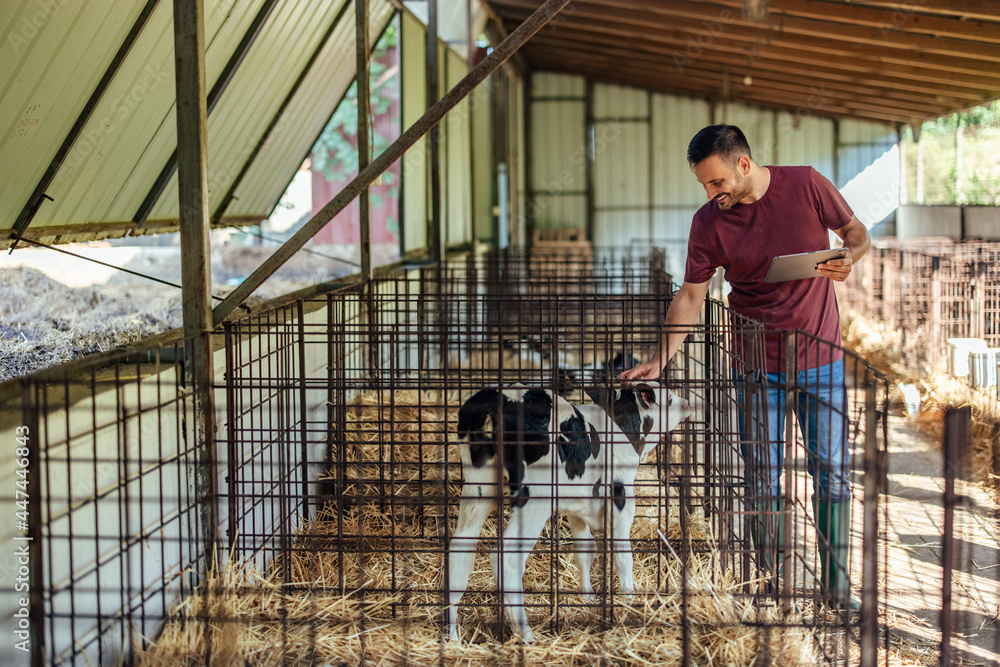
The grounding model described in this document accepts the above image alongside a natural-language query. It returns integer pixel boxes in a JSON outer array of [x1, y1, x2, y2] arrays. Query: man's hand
[[619, 359, 663, 386], [815, 254, 854, 282], [820, 216, 870, 282]]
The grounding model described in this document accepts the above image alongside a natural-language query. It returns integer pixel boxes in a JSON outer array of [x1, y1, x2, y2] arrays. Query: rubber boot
[[750, 499, 785, 589], [814, 500, 860, 612]]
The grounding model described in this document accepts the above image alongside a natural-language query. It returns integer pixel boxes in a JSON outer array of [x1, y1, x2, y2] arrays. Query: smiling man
[[620, 124, 870, 610]]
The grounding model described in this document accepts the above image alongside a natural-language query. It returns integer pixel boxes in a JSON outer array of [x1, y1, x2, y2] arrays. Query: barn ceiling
[[485, 0, 1000, 126]]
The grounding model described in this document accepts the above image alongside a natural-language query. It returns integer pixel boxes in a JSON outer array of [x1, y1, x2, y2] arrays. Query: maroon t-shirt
[[684, 166, 854, 373]]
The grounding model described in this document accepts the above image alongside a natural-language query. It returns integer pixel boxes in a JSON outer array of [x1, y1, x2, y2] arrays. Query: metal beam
[[357, 0, 372, 281], [211, 0, 577, 326], [9, 0, 160, 246], [427, 0, 442, 263], [172, 0, 218, 583]]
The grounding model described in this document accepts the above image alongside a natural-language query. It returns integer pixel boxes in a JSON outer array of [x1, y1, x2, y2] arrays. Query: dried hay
[[135, 389, 825, 666], [0, 266, 183, 381]]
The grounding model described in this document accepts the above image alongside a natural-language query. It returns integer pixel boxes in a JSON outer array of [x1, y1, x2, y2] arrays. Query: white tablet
[[764, 247, 849, 283]]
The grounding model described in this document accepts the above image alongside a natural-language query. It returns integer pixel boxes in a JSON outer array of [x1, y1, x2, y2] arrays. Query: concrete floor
[[875, 414, 1000, 666]]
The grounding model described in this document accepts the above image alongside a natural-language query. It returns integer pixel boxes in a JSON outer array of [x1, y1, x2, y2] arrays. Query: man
[[620, 124, 870, 609]]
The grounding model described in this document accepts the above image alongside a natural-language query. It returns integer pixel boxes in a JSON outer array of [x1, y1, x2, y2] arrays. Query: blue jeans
[[736, 359, 849, 504]]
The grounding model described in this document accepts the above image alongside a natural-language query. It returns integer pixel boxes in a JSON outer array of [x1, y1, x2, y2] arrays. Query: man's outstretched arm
[[620, 278, 711, 383]]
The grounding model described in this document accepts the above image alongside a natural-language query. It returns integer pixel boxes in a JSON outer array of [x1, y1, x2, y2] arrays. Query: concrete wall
[[896, 205, 1000, 240]]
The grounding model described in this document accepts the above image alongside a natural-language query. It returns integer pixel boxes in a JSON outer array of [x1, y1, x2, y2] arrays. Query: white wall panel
[[593, 83, 647, 119], [446, 50, 472, 246], [776, 113, 835, 180], [594, 122, 649, 208], [529, 100, 585, 191], [401, 11, 428, 253], [651, 95, 709, 208], [532, 72, 585, 98], [593, 210, 648, 246], [529, 194, 586, 230], [839, 119, 899, 225]]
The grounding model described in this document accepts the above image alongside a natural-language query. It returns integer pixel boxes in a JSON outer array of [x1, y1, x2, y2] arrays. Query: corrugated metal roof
[[0, 0, 394, 249]]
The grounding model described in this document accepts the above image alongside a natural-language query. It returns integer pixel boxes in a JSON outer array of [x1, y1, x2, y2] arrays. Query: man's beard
[[716, 173, 754, 210]]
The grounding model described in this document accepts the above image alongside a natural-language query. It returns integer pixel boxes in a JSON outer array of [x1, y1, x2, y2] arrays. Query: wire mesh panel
[[0, 343, 204, 666], [841, 239, 1000, 375]]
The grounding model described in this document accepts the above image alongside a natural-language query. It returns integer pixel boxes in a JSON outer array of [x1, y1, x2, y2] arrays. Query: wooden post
[[173, 0, 218, 580]]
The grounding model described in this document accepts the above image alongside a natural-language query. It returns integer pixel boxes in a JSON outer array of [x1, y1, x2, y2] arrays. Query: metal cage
[[2, 247, 891, 666]]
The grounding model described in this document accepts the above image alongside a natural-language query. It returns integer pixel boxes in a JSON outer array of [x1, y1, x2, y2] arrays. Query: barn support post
[[427, 0, 442, 263], [941, 406, 970, 667], [211, 0, 575, 326], [172, 0, 219, 597], [860, 375, 882, 667], [356, 0, 372, 281]]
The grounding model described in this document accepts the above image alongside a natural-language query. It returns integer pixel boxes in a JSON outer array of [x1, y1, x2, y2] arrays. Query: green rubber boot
[[814, 501, 860, 612], [750, 499, 785, 583]]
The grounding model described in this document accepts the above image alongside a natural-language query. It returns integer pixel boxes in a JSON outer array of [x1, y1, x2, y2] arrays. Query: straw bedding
[[135, 389, 824, 666], [844, 311, 998, 484]]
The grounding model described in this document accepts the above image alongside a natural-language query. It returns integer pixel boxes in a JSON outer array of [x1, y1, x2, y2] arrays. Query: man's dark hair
[[687, 124, 752, 167]]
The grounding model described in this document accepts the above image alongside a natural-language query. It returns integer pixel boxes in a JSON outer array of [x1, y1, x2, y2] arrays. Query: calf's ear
[[633, 383, 656, 409]]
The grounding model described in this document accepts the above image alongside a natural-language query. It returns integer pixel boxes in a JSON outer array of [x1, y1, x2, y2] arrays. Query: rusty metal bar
[[781, 332, 796, 616], [941, 405, 970, 667], [357, 0, 373, 281], [173, 0, 219, 576], [211, 0, 576, 326], [427, 0, 442, 263]]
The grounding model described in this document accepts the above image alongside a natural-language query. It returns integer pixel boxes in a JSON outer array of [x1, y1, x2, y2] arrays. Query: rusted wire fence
[[841, 238, 1000, 377], [1, 247, 892, 665]]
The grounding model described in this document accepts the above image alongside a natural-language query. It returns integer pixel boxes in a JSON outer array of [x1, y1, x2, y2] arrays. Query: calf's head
[[593, 382, 693, 453]]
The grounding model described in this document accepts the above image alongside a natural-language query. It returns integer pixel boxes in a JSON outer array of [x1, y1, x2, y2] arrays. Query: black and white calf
[[445, 382, 693, 642]]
